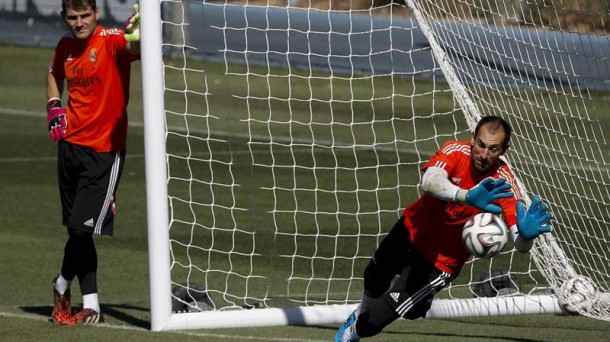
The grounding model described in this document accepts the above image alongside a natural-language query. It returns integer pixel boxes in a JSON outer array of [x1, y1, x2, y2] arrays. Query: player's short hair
[[62, 0, 97, 13], [474, 115, 512, 147]]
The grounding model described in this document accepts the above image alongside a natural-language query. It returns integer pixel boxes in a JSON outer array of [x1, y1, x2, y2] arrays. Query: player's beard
[[474, 157, 489, 172]]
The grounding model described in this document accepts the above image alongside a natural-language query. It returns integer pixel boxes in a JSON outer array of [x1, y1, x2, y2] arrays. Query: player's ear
[[94, 6, 101, 21], [501, 144, 510, 155]]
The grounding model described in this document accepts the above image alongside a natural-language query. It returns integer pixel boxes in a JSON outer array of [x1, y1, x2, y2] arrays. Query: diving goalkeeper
[[335, 115, 553, 341]]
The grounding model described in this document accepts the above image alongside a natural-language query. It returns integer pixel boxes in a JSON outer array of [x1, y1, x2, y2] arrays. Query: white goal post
[[140, 0, 610, 331]]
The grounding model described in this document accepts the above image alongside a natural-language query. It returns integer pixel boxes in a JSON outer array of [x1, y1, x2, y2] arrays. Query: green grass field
[[1, 43, 609, 341]]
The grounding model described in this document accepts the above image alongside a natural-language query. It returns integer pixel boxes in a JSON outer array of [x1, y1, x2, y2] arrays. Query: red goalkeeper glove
[[125, 4, 140, 43], [47, 98, 67, 141]]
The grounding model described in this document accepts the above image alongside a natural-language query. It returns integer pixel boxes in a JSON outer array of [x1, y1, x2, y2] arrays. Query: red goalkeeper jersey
[[49, 25, 139, 152], [403, 140, 523, 274]]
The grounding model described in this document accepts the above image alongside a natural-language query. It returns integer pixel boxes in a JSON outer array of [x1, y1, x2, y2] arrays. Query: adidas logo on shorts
[[390, 292, 400, 302], [84, 218, 94, 227]]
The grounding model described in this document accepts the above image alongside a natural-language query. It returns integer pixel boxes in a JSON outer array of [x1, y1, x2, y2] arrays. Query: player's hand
[[465, 177, 514, 214], [47, 98, 67, 141], [125, 3, 140, 43], [516, 196, 553, 240]]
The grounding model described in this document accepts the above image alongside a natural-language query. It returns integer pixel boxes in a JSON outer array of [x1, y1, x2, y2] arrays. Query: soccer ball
[[462, 212, 508, 259], [558, 276, 597, 315]]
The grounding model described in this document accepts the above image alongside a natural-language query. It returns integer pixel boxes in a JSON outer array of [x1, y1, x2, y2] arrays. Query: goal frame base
[[153, 295, 562, 331]]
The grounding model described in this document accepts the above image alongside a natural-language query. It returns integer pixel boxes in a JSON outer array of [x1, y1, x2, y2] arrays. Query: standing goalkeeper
[[335, 116, 553, 341], [46, 0, 140, 325]]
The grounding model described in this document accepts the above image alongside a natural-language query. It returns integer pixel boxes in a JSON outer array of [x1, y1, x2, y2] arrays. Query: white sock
[[83, 294, 101, 313], [54, 274, 71, 295]]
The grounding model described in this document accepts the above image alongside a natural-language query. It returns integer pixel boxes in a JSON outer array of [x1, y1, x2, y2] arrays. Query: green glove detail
[[125, 4, 140, 43]]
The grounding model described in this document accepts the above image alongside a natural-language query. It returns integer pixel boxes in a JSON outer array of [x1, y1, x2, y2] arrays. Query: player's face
[[471, 124, 507, 172], [63, 6, 100, 41]]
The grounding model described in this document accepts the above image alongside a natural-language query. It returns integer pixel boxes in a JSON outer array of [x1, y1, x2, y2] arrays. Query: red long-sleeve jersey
[[403, 140, 523, 274], [49, 25, 139, 152]]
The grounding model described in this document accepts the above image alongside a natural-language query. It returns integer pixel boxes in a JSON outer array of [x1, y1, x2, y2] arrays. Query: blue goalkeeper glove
[[516, 196, 553, 240], [125, 4, 140, 43], [47, 98, 67, 142], [465, 177, 514, 214]]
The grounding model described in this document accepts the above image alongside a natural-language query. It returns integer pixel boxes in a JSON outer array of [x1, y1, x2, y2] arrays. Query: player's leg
[[59, 228, 104, 325], [335, 218, 411, 341], [57, 145, 125, 325], [52, 141, 76, 324], [52, 232, 78, 323], [52, 272, 72, 323], [356, 252, 457, 338], [360, 217, 413, 314], [72, 229, 99, 305]]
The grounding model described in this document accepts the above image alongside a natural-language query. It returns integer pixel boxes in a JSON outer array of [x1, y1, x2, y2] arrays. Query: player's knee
[[66, 227, 95, 254], [402, 297, 432, 320], [67, 226, 92, 237]]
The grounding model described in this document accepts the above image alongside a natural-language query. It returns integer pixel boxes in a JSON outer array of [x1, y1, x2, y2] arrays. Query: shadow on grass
[[307, 324, 545, 342], [20, 303, 150, 329]]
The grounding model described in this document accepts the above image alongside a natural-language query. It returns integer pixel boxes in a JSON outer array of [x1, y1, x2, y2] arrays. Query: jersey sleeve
[[101, 28, 139, 62], [49, 38, 68, 78], [497, 164, 524, 201], [421, 140, 467, 175], [113, 29, 140, 62]]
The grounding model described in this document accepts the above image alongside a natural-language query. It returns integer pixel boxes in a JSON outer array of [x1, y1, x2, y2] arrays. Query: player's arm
[[126, 39, 140, 56], [421, 167, 462, 201], [509, 224, 533, 252], [46, 69, 63, 100], [421, 167, 513, 214], [124, 4, 141, 55]]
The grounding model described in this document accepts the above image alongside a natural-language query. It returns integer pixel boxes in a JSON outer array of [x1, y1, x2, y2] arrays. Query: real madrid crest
[[90, 48, 97, 62]]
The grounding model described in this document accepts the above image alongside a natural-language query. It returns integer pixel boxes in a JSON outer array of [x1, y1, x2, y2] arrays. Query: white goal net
[[140, 0, 610, 330]]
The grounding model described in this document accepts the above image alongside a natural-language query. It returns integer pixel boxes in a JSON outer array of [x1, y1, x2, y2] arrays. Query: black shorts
[[57, 140, 125, 236], [372, 218, 458, 319]]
